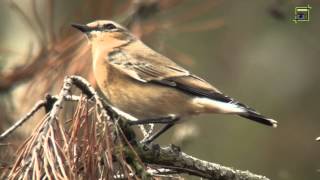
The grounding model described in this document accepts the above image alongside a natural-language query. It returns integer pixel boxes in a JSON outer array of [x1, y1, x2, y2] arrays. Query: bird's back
[[92, 38, 276, 127]]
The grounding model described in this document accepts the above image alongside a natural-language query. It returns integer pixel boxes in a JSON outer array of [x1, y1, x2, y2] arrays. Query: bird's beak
[[71, 23, 92, 33]]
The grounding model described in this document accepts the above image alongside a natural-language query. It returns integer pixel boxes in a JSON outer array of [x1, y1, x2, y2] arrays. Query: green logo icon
[[293, 4, 312, 23]]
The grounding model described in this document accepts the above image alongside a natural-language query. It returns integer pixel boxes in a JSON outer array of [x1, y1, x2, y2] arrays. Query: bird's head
[[72, 20, 135, 47]]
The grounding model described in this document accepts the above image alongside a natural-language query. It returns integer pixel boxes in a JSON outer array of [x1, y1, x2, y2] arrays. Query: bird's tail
[[192, 97, 277, 127], [222, 99, 278, 127], [239, 110, 277, 128]]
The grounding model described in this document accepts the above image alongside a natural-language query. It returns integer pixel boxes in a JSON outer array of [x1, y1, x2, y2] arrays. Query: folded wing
[[107, 46, 277, 127]]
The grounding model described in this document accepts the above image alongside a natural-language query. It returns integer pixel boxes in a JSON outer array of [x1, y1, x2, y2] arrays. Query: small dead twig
[[0, 101, 45, 140], [0, 95, 58, 141]]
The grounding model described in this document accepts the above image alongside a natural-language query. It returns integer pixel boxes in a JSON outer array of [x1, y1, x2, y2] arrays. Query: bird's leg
[[127, 115, 178, 125], [142, 122, 176, 144], [127, 115, 180, 144]]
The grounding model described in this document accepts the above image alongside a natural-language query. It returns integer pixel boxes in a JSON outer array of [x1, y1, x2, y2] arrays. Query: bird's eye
[[103, 23, 117, 30]]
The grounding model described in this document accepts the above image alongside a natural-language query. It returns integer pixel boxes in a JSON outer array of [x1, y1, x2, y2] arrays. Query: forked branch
[[0, 76, 269, 180]]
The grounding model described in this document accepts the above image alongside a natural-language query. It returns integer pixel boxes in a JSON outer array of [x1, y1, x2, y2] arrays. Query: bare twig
[[0, 94, 59, 141], [0, 100, 46, 140]]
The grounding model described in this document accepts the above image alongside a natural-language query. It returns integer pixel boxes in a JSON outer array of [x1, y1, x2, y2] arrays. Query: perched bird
[[72, 20, 277, 143]]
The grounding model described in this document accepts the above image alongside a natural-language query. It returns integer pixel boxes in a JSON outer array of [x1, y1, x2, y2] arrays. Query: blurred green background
[[0, 0, 319, 179]]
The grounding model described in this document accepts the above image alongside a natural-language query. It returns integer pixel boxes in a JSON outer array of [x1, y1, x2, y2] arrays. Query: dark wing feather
[[151, 76, 233, 103], [108, 47, 233, 103]]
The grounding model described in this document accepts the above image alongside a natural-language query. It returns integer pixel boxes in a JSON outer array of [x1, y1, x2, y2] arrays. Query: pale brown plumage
[[72, 20, 277, 128]]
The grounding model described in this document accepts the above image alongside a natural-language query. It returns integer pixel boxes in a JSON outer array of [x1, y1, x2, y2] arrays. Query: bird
[[72, 20, 277, 143]]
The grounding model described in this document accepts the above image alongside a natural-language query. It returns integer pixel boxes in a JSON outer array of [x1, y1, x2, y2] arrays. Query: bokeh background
[[0, 0, 319, 179]]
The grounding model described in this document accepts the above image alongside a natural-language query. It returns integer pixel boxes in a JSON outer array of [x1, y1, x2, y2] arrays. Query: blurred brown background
[[0, 0, 319, 179]]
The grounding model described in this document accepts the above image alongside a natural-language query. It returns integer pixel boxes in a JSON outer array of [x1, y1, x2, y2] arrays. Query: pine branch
[[1, 76, 270, 180], [139, 144, 269, 180]]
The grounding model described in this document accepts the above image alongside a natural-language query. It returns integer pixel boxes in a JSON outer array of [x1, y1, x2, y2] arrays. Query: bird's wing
[[107, 48, 234, 102], [107, 47, 277, 127], [107, 49, 189, 82]]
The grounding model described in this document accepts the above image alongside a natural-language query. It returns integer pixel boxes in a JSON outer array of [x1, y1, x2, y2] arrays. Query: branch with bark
[[0, 75, 269, 180], [139, 144, 268, 180]]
